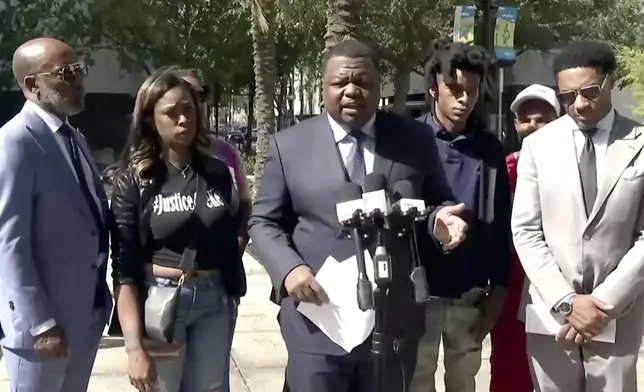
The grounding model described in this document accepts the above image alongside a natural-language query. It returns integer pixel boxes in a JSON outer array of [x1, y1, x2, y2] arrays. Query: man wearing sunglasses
[[511, 40, 644, 391], [0, 38, 110, 392]]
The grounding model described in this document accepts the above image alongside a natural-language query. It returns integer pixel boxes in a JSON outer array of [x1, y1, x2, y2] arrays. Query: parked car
[[227, 130, 246, 151], [227, 130, 246, 144]]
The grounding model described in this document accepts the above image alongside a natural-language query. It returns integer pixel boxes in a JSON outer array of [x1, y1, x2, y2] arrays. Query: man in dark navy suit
[[249, 39, 468, 392]]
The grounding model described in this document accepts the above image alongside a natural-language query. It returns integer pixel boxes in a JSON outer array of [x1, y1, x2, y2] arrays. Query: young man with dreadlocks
[[409, 41, 511, 392]]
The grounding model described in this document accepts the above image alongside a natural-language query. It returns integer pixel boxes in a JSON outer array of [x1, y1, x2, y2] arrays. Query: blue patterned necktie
[[346, 129, 366, 186], [58, 124, 103, 229]]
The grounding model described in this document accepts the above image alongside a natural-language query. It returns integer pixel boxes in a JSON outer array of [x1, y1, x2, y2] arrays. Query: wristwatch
[[555, 297, 574, 317]]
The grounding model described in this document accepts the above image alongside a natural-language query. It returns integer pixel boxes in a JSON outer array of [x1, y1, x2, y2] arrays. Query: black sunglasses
[[556, 76, 607, 106], [31, 62, 88, 83]]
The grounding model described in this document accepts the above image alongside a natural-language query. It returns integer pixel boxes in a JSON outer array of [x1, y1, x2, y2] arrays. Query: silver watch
[[556, 298, 574, 317]]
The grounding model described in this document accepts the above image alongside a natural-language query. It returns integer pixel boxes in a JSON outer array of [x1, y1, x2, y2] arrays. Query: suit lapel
[[74, 130, 108, 225], [23, 111, 93, 220], [312, 115, 347, 185], [588, 114, 644, 223], [373, 112, 395, 179]]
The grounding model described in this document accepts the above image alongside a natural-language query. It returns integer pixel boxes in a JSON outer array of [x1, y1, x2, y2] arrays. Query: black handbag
[[142, 174, 208, 343]]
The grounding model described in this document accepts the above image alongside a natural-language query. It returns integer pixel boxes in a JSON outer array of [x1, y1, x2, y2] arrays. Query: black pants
[[284, 344, 418, 392], [282, 369, 290, 392]]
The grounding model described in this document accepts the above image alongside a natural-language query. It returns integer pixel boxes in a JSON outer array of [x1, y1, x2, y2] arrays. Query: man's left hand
[[434, 203, 468, 251], [471, 287, 508, 341]]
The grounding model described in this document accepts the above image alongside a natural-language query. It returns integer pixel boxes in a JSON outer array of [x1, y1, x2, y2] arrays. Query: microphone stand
[[370, 207, 431, 392], [369, 209, 392, 392]]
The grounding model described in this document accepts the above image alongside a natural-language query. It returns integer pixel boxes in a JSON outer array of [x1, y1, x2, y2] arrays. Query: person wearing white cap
[[511, 83, 561, 140], [488, 83, 561, 392]]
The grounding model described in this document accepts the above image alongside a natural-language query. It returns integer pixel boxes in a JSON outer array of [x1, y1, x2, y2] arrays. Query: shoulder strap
[[178, 175, 208, 272]]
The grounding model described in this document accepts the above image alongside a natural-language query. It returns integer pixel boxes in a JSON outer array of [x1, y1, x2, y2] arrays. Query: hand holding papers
[[297, 251, 375, 353], [525, 285, 616, 344]]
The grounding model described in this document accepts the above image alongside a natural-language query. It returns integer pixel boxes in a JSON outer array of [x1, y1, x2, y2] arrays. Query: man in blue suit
[[0, 37, 111, 391]]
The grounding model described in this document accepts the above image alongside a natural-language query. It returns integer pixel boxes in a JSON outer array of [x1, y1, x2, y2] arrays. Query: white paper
[[525, 285, 616, 343], [297, 251, 376, 353]]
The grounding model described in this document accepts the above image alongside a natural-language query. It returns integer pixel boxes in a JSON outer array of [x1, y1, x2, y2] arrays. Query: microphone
[[362, 173, 390, 220], [392, 180, 431, 303], [391, 181, 427, 218], [362, 174, 392, 285], [335, 183, 374, 311]]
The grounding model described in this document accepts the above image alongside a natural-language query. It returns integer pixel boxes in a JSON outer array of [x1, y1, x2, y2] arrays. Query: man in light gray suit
[[512, 40, 644, 391], [0, 38, 111, 391]]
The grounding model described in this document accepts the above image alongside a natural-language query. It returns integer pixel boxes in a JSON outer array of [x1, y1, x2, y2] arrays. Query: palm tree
[[324, 0, 365, 50], [250, 0, 277, 193]]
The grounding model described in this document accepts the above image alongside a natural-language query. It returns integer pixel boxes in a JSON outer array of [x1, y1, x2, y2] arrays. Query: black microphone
[[335, 183, 374, 311], [362, 174, 392, 285], [392, 180, 431, 303]]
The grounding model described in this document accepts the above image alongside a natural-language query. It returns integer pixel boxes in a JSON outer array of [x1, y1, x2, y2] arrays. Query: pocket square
[[622, 166, 644, 180]]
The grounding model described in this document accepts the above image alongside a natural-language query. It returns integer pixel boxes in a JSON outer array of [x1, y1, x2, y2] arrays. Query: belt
[[146, 265, 221, 281]]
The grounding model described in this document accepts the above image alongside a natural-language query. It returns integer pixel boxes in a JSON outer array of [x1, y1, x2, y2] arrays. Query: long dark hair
[[109, 69, 210, 182]]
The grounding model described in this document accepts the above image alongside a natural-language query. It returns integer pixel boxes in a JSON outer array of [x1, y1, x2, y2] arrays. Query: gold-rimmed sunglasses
[[30, 62, 88, 83], [556, 76, 608, 106]]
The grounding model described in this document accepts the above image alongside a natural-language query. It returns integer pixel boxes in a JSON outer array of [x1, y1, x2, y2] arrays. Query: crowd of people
[[0, 33, 640, 392]]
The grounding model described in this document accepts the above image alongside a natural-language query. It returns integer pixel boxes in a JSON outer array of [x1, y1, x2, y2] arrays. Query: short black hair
[[425, 40, 492, 87], [322, 39, 380, 72], [553, 40, 617, 76]]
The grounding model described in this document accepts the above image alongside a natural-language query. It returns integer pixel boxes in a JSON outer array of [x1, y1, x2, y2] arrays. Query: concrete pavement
[[0, 252, 642, 390]]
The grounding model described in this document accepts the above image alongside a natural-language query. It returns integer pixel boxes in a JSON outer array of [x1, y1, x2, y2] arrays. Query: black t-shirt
[[149, 163, 239, 270]]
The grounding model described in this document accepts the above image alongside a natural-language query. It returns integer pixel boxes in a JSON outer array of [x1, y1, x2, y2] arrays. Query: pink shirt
[[211, 138, 251, 200]]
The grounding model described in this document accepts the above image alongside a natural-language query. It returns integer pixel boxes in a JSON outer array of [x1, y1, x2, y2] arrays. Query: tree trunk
[[251, 0, 277, 193], [213, 82, 221, 137], [324, 0, 365, 50], [391, 66, 411, 116], [298, 67, 304, 116], [276, 74, 288, 131], [246, 80, 255, 153]]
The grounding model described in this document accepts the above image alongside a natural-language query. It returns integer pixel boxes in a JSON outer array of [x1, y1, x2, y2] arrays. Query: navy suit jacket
[[249, 111, 455, 355]]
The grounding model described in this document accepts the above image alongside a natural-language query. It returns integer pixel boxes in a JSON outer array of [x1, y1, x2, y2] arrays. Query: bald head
[[12, 37, 86, 117], [12, 38, 74, 89]]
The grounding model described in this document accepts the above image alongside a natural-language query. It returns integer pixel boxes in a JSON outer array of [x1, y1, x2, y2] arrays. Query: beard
[[40, 86, 84, 116]]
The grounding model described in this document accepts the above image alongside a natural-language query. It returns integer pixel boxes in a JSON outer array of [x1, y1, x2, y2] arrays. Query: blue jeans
[[223, 298, 238, 387], [148, 273, 231, 392]]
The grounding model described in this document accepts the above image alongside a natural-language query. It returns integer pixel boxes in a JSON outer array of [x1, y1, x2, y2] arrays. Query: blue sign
[[494, 6, 519, 61]]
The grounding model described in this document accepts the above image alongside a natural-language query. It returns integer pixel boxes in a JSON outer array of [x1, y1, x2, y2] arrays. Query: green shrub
[[241, 150, 256, 175]]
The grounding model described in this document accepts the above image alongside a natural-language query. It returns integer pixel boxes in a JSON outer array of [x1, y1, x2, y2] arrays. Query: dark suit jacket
[[248, 111, 455, 355]]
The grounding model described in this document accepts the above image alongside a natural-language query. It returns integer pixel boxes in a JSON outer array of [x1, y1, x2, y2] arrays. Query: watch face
[[558, 302, 572, 315]]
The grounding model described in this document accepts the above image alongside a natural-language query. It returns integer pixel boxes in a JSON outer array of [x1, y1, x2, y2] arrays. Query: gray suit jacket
[[512, 112, 644, 344], [249, 112, 455, 355], [0, 107, 112, 350]]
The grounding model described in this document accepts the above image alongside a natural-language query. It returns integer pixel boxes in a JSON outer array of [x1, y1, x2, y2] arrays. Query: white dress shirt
[[24, 100, 103, 336], [327, 113, 376, 174], [570, 108, 615, 188], [552, 109, 615, 313]]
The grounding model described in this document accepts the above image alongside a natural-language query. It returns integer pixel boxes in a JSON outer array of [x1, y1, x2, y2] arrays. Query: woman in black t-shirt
[[108, 70, 246, 392]]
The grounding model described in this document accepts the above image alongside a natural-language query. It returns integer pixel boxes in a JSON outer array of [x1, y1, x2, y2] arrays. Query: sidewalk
[[0, 253, 642, 390]]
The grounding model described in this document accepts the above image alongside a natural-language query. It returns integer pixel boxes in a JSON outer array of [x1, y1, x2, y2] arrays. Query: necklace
[[169, 161, 191, 178]]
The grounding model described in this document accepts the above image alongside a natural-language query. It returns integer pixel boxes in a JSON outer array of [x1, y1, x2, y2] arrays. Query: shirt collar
[[423, 112, 472, 141], [23, 100, 69, 133], [570, 108, 615, 133], [327, 112, 376, 143]]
